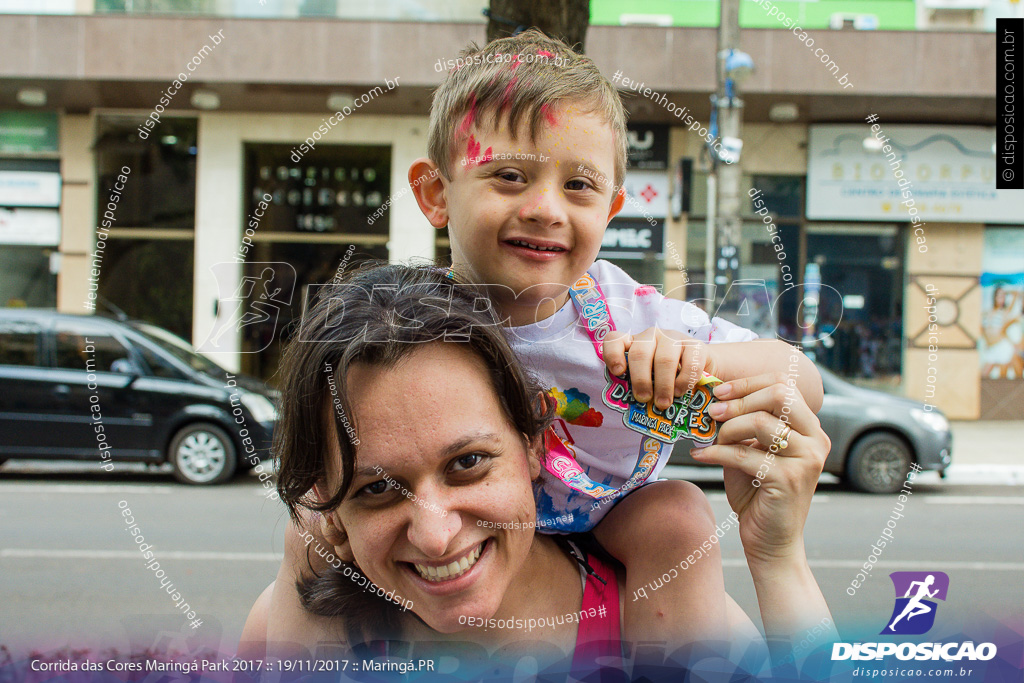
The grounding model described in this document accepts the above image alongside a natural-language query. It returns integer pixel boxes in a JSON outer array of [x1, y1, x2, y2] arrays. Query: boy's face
[[440, 103, 622, 323]]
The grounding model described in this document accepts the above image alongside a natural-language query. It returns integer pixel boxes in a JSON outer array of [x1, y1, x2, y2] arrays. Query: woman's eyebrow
[[352, 431, 501, 478], [440, 432, 502, 458]]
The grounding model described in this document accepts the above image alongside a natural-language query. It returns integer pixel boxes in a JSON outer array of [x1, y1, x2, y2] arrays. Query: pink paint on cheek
[[635, 285, 657, 297]]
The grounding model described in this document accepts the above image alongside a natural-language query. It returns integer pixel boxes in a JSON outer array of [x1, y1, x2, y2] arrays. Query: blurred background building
[[0, 0, 1020, 419]]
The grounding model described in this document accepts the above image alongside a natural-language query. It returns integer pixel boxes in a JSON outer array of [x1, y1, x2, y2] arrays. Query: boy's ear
[[408, 158, 449, 229], [607, 186, 626, 222], [311, 482, 353, 562]]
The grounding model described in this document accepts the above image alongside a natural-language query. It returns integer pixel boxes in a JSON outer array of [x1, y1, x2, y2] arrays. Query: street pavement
[[0, 422, 1021, 660]]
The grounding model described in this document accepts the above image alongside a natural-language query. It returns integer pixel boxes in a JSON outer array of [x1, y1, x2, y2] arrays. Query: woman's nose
[[406, 496, 461, 558]]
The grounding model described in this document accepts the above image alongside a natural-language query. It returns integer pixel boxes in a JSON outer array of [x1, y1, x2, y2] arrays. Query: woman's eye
[[565, 178, 592, 191], [450, 453, 485, 472], [360, 479, 394, 496]]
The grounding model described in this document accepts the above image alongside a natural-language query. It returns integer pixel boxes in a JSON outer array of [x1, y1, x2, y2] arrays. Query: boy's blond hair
[[428, 28, 628, 191]]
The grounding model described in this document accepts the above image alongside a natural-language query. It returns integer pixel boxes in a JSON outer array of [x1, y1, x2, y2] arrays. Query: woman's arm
[[239, 582, 274, 660], [690, 369, 838, 665], [262, 515, 346, 659]]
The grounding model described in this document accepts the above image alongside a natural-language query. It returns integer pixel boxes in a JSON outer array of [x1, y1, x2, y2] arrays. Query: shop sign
[[627, 124, 669, 170], [0, 171, 61, 207], [808, 125, 1014, 223], [0, 111, 59, 154], [0, 208, 60, 246], [601, 218, 664, 257]]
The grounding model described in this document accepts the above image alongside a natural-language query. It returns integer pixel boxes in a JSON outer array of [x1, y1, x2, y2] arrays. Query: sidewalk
[[929, 420, 1024, 486], [949, 421, 1023, 466]]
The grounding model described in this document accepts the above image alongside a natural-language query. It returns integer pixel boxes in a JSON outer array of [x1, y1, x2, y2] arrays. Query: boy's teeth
[[510, 239, 563, 252], [413, 543, 483, 582]]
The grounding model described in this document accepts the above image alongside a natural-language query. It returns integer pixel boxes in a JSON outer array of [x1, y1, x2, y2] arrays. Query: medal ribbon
[[541, 273, 669, 500]]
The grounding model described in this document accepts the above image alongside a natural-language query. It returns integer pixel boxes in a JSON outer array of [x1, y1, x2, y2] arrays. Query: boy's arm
[[707, 340, 823, 413]]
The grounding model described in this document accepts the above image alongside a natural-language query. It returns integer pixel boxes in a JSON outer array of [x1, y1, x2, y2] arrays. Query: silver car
[[670, 364, 953, 494]]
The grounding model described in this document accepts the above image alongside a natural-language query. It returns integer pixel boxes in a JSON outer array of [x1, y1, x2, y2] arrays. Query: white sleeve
[[655, 296, 760, 343]]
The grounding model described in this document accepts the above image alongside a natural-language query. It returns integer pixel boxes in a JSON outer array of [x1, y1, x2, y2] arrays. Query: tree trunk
[[487, 0, 590, 53]]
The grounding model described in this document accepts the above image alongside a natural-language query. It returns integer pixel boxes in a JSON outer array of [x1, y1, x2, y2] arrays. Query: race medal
[[603, 365, 723, 446], [543, 270, 723, 501]]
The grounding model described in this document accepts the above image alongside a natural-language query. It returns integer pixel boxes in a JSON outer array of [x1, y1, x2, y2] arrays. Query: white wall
[[194, 112, 433, 371]]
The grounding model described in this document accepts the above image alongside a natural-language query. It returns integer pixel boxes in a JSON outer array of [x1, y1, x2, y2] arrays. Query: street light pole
[[712, 0, 744, 309]]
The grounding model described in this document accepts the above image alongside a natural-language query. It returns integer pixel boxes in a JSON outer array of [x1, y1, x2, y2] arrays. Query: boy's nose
[[518, 187, 567, 227]]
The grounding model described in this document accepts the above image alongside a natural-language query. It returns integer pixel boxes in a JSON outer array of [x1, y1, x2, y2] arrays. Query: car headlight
[[240, 391, 278, 423], [910, 408, 949, 433]]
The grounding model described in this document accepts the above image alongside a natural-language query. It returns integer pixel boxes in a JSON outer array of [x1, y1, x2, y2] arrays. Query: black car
[[0, 309, 277, 485]]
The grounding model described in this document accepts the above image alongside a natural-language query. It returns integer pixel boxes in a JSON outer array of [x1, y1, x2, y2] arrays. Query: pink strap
[[568, 272, 616, 361], [572, 551, 623, 673]]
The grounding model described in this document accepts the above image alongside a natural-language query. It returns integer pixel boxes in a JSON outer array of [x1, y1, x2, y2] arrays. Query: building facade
[[0, 5, 1017, 418]]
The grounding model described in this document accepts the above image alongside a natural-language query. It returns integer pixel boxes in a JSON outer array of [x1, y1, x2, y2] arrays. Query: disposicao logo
[[882, 571, 948, 635], [832, 571, 997, 662]]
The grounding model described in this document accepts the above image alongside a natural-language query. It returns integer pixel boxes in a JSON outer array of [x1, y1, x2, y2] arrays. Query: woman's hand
[[690, 371, 830, 568]]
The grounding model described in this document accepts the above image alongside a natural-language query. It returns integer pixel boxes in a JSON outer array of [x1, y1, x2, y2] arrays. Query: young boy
[[408, 29, 824, 647]]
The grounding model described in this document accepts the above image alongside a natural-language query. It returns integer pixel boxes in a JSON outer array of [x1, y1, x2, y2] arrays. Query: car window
[[135, 341, 187, 380], [0, 319, 42, 366], [129, 322, 226, 379], [54, 322, 133, 373]]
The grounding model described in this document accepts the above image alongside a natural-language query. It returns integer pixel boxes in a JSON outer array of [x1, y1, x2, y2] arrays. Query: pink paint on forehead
[[457, 93, 477, 138], [503, 76, 519, 104], [541, 103, 558, 127], [464, 134, 493, 167]]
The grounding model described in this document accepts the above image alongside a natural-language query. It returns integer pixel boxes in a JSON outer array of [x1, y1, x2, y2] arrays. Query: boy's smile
[[421, 103, 624, 326]]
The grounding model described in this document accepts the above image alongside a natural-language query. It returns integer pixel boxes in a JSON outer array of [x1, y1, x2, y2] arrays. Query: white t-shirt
[[503, 260, 758, 533]]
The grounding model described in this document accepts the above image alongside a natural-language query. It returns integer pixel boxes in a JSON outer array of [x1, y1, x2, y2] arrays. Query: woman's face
[[325, 342, 542, 633]]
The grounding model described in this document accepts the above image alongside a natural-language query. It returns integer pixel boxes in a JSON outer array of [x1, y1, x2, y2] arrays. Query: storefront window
[[94, 116, 196, 339], [805, 225, 903, 384], [687, 172, 804, 337], [239, 143, 392, 381], [0, 246, 56, 308]]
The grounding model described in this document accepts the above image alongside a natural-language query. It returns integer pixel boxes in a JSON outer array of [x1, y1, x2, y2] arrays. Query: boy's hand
[[603, 328, 719, 410]]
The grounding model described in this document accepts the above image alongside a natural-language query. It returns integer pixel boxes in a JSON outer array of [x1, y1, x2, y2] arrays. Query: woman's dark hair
[[273, 261, 554, 642]]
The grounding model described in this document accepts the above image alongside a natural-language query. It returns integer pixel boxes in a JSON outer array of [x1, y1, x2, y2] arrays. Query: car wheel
[[168, 422, 237, 485], [846, 432, 913, 494]]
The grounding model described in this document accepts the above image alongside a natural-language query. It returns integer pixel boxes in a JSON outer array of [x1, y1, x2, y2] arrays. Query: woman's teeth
[[414, 543, 483, 582], [508, 240, 564, 252]]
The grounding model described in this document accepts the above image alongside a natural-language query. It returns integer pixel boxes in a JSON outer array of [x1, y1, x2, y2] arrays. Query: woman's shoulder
[[255, 515, 349, 658]]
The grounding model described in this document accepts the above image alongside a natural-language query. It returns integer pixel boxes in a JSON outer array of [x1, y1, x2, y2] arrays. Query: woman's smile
[[405, 539, 492, 596]]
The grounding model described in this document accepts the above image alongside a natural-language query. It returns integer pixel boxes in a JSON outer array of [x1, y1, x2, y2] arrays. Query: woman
[[982, 285, 1024, 379], [241, 263, 836, 672]]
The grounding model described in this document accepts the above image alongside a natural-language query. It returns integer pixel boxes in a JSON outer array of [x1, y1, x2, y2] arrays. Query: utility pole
[[710, 0, 744, 309]]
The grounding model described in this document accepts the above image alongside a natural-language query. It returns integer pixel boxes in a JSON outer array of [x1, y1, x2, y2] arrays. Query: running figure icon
[[881, 571, 949, 635], [888, 575, 938, 631]]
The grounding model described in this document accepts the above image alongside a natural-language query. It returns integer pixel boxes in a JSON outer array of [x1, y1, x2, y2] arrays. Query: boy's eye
[[565, 178, 594, 192], [494, 169, 525, 183]]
